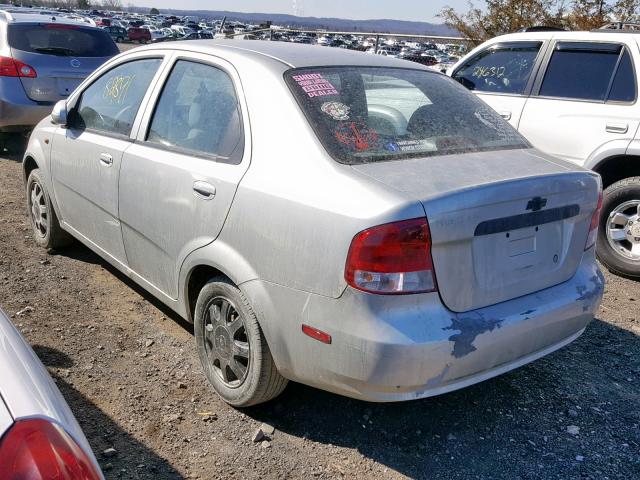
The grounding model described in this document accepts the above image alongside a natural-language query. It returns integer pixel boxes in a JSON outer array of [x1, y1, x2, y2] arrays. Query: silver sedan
[[0, 308, 103, 478], [23, 40, 604, 406]]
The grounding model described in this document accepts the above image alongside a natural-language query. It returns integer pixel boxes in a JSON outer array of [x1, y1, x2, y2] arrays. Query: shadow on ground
[[33, 345, 182, 479]]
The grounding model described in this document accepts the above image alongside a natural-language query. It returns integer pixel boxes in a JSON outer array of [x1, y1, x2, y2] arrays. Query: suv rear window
[[285, 67, 529, 164], [8, 23, 118, 57]]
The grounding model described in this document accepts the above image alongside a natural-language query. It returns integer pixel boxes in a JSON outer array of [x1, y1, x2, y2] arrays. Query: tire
[[26, 169, 73, 250], [117, 36, 124, 43], [194, 277, 287, 407], [597, 177, 640, 277]]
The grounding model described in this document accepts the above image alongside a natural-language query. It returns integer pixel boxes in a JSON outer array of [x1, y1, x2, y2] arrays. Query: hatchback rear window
[[285, 67, 529, 164], [8, 24, 118, 57]]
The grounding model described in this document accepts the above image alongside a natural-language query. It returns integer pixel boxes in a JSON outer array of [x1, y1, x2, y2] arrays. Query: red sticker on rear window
[[335, 122, 378, 151], [292, 73, 338, 98]]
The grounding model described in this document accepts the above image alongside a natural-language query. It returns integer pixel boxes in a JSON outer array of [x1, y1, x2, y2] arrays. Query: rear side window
[[609, 49, 636, 102], [8, 23, 119, 57], [286, 67, 529, 165], [453, 42, 542, 95], [73, 58, 162, 136], [539, 43, 635, 102], [146, 60, 243, 162]]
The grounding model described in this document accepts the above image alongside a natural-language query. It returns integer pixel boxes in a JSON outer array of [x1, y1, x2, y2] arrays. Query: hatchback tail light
[[0, 418, 102, 480], [0, 57, 37, 78], [585, 190, 603, 251], [345, 217, 437, 294]]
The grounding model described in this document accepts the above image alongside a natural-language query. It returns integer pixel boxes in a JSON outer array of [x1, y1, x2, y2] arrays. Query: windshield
[[285, 67, 529, 164], [8, 23, 119, 57]]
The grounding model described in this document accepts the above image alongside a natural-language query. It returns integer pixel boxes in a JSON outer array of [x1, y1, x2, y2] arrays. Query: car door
[[50, 56, 165, 265], [118, 54, 250, 299], [518, 41, 639, 166], [451, 41, 546, 128]]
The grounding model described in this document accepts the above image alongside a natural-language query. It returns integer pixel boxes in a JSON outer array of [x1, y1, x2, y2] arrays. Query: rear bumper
[[0, 78, 53, 131], [243, 249, 604, 402]]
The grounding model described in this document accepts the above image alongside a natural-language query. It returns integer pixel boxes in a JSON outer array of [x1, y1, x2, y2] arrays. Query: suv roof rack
[[596, 22, 640, 32], [517, 26, 566, 33]]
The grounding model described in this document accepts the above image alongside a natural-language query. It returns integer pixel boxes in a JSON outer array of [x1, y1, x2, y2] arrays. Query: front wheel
[[26, 169, 73, 250], [597, 177, 640, 277], [194, 278, 287, 407]]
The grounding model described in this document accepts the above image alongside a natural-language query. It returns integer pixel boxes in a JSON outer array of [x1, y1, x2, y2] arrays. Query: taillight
[[0, 57, 37, 78], [345, 217, 437, 294], [585, 190, 603, 250], [0, 418, 102, 480]]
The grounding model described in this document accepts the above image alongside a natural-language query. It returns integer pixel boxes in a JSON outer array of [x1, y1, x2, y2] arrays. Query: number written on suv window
[[452, 42, 542, 95]]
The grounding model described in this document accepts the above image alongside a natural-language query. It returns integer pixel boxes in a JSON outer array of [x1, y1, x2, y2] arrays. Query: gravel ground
[[1, 152, 639, 479]]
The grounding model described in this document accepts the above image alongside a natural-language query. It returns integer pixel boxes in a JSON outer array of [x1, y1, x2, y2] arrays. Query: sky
[[141, 0, 472, 23]]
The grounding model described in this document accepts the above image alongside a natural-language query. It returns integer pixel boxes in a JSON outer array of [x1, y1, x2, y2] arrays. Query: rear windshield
[[285, 67, 529, 164], [8, 24, 119, 57]]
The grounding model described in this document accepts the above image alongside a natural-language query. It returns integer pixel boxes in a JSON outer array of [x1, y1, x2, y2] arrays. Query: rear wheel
[[194, 278, 287, 407], [26, 169, 73, 250], [597, 177, 640, 277], [116, 36, 124, 43]]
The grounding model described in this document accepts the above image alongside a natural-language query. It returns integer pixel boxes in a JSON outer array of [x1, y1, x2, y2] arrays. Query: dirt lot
[[1, 151, 639, 479]]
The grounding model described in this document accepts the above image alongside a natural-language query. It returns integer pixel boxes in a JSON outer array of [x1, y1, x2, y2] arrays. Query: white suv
[[451, 29, 640, 277]]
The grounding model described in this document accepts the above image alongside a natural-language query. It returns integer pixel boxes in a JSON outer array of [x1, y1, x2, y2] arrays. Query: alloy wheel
[[606, 200, 640, 260], [29, 181, 48, 238], [203, 297, 250, 387]]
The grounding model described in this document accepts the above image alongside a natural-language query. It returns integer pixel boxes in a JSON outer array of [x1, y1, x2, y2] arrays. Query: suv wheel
[[26, 169, 73, 250], [597, 177, 640, 277], [194, 278, 288, 407]]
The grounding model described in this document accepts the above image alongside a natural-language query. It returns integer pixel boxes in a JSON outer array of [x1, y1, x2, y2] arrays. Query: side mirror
[[51, 100, 68, 126]]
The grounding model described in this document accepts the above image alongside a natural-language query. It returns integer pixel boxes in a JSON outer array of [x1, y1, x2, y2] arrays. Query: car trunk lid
[[351, 148, 600, 312]]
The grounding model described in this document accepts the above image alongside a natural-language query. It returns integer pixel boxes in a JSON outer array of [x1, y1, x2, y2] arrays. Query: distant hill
[[133, 7, 460, 37]]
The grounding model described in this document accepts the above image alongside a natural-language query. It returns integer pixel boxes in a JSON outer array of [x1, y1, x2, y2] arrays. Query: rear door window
[[73, 58, 162, 136], [453, 42, 542, 95], [8, 23, 119, 57], [539, 42, 633, 102], [146, 60, 244, 162]]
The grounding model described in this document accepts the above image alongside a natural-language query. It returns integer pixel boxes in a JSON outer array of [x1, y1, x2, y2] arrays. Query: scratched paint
[[576, 272, 605, 312], [444, 313, 504, 358]]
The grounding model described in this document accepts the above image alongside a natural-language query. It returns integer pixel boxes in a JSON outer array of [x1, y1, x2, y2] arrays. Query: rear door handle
[[499, 111, 512, 121], [193, 181, 216, 199], [99, 153, 113, 166], [606, 123, 628, 134]]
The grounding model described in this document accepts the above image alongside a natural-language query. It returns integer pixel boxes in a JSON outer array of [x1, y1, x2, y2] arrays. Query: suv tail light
[[0, 418, 102, 480], [345, 217, 437, 294], [0, 57, 37, 78], [585, 190, 603, 250]]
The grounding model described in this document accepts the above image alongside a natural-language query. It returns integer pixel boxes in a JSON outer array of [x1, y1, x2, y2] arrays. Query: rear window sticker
[[395, 139, 438, 152], [335, 122, 378, 151], [321, 101, 350, 121], [292, 73, 338, 98]]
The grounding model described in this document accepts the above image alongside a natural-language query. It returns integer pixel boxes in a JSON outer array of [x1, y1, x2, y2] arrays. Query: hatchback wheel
[[194, 278, 287, 407], [597, 177, 640, 277], [26, 169, 73, 250]]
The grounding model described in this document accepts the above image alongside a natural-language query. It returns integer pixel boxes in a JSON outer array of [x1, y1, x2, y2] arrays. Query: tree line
[[440, 0, 640, 45]]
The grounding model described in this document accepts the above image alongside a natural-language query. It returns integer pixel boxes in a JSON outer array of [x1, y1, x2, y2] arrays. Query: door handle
[[498, 111, 512, 121], [606, 123, 628, 134], [99, 153, 113, 166], [193, 181, 216, 199]]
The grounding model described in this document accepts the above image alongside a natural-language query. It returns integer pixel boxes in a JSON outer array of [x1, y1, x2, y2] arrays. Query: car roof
[[0, 10, 93, 26], [485, 30, 640, 43], [137, 39, 432, 70]]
